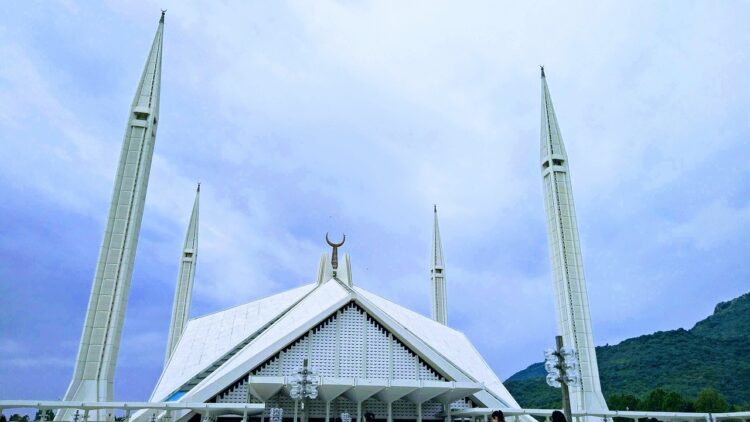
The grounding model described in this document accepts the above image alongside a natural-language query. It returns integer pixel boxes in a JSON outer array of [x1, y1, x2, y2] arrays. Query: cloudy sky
[[1, 1, 749, 402]]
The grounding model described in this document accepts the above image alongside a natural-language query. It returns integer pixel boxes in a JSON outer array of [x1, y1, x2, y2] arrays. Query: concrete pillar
[[386, 402, 392, 422], [443, 404, 451, 422], [82, 410, 89, 422], [357, 402, 362, 422], [417, 403, 422, 422], [294, 401, 299, 422], [326, 401, 331, 422]]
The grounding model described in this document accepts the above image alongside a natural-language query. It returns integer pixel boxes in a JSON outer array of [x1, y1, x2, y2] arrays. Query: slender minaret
[[165, 184, 200, 364], [539, 67, 608, 413], [58, 13, 164, 421], [430, 205, 448, 324]]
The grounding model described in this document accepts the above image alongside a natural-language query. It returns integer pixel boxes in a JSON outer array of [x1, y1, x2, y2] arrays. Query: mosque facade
[[55, 13, 607, 422]]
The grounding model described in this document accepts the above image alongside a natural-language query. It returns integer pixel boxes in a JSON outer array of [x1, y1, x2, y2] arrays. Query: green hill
[[504, 292, 750, 409]]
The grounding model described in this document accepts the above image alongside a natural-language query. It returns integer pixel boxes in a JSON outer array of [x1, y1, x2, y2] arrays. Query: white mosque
[[52, 12, 608, 422]]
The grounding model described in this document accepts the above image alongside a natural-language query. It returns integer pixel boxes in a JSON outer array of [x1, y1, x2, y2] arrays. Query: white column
[[57, 12, 166, 422], [539, 68, 608, 415]]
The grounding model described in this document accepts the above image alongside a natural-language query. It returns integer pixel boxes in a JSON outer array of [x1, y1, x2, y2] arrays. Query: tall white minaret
[[430, 205, 448, 325], [539, 68, 608, 413], [165, 184, 200, 364], [58, 13, 164, 421]]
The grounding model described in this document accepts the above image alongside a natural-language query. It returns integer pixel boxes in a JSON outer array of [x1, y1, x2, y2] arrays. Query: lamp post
[[289, 358, 320, 422], [544, 335, 581, 422]]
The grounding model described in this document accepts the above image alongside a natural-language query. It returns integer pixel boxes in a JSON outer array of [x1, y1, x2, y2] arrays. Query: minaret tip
[[160, 9, 166, 23], [540, 65, 545, 78], [196, 182, 200, 193], [433, 204, 437, 213]]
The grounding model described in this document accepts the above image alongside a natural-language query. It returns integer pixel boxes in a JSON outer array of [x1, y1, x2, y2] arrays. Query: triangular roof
[[150, 277, 520, 410], [151, 284, 315, 401], [355, 288, 520, 408]]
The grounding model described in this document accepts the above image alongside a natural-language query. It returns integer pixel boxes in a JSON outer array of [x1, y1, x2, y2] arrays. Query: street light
[[288, 358, 320, 422], [543, 335, 581, 422]]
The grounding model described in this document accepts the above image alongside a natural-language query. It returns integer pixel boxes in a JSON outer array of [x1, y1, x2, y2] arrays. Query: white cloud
[[1, 0, 749, 400]]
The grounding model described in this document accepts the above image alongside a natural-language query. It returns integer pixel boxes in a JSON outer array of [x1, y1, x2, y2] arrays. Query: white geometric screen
[[213, 302, 474, 418]]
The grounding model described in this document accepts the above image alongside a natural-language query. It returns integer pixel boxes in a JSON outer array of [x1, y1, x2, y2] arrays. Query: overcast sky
[[1, 1, 749, 403]]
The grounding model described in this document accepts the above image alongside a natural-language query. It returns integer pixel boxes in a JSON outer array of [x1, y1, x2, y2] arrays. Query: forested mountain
[[505, 292, 750, 410]]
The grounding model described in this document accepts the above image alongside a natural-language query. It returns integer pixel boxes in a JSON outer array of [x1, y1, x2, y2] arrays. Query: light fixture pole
[[544, 335, 581, 422], [289, 359, 320, 422]]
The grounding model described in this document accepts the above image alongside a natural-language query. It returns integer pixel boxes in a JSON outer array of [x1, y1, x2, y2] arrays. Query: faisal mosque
[[49, 12, 609, 422]]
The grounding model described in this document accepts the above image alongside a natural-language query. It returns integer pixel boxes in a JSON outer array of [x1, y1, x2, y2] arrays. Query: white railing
[[0, 401, 747, 422], [713, 412, 750, 422], [450, 407, 748, 422], [0, 401, 265, 421]]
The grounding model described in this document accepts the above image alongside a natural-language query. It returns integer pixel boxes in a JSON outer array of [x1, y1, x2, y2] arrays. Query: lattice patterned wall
[[213, 302, 478, 418], [248, 302, 444, 380]]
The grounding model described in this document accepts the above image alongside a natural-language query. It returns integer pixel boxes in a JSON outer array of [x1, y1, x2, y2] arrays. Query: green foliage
[[33, 410, 54, 421], [505, 291, 750, 411], [608, 393, 639, 411], [694, 388, 729, 413], [691, 292, 750, 340]]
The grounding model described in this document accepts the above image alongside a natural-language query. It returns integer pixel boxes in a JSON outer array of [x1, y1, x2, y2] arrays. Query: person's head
[[491, 410, 505, 422], [551, 410, 566, 422], [364, 413, 375, 422]]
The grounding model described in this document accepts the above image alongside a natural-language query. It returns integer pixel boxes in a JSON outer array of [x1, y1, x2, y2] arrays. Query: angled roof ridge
[[183, 281, 354, 401], [150, 283, 319, 401], [189, 283, 316, 322], [353, 287, 520, 408], [352, 287, 464, 336]]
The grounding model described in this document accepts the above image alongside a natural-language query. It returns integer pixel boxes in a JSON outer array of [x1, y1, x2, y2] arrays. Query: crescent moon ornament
[[325, 232, 346, 276], [326, 233, 346, 247]]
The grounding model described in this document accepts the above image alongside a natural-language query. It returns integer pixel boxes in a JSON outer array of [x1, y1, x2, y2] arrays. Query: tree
[[33, 410, 55, 421], [662, 391, 689, 412], [608, 393, 641, 411], [694, 388, 729, 413], [642, 388, 669, 411]]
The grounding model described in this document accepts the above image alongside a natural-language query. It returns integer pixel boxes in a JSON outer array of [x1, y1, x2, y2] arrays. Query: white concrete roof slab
[[151, 284, 315, 401], [185, 281, 352, 403], [149, 276, 524, 413], [354, 288, 521, 408]]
